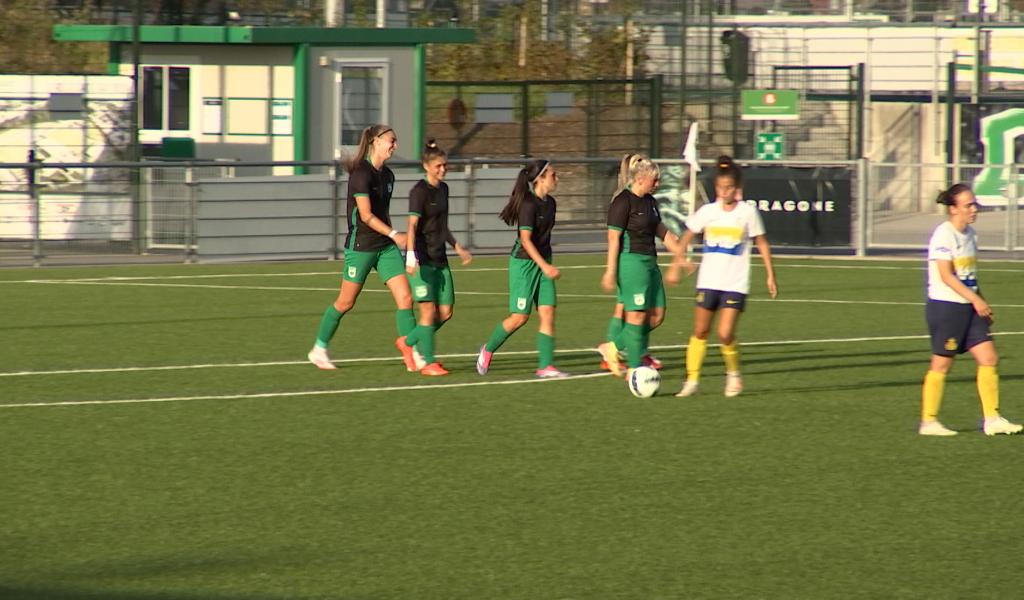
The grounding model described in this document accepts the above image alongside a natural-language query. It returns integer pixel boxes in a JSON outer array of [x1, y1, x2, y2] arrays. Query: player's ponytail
[[346, 124, 394, 173], [936, 183, 972, 207], [422, 138, 447, 163], [715, 154, 743, 187], [499, 159, 549, 226]]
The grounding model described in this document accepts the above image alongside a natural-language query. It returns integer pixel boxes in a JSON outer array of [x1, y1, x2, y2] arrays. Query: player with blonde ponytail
[[597, 153, 685, 378]]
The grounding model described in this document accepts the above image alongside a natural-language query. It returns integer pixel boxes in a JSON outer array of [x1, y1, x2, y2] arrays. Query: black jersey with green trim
[[511, 194, 556, 260], [344, 160, 396, 252], [409, 179, 450, 266], [607, 189, 661, 256]]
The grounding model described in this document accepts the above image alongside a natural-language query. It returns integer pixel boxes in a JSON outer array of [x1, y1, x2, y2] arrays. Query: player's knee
[[438, 308, 453, 323], [506, 313, 530, 330], [333, 297, 355, 313]]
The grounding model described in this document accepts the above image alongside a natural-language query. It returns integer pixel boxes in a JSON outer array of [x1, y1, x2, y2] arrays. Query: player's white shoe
[[535, 365, 569, 379], [724, 372, 743, 397], [476, 345, 493, 375], [675, 380, 699, 397], [919, 420, 957, 436], [307, 346, 336, 370], [412, 347, 427, 371], [983, 416, 1023, 436], [597, 342, 624, 377]]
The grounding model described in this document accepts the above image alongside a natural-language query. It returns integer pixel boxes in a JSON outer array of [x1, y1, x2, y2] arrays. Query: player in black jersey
[[598, 154, 684, 378], [308, 124, 419, 372], [400, 140, 473, 376], [476, 159, 568, 378]]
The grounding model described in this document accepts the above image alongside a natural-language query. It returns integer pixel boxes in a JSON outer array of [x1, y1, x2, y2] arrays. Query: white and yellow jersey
[[927, 221, 978, 304], [686, 200, 766, 294]]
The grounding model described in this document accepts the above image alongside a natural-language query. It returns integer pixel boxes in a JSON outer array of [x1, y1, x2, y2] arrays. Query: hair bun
[[717, 155, 734, 169], [425, 138, 438, 149]]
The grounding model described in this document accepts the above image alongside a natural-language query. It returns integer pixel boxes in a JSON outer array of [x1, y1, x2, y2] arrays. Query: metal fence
[[425, 78, 664, 159], [866, 161, 1023, 251], [2, 158, 1023, 266]]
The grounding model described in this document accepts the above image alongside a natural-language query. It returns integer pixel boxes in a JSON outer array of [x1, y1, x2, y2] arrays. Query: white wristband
[[406, 252, 418, 268], [387, 229, 397, 240]]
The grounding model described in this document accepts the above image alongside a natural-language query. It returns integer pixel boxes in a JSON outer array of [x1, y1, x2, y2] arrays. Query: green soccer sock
[[396, 308, 416, 338], [622, 322, 646, 369], [537, 332, 555, 369], [415, 325, 437, 364], [485, 323, 513, 353], [315, 305, 344, 349], [606, 316, 624, 344]]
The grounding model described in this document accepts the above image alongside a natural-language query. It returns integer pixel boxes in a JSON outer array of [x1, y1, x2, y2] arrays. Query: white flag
[[682, 121, 700, 172]]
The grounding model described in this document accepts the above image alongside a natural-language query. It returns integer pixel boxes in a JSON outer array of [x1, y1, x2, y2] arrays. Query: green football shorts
[[342, 245, 405, 284], [616, 253, 665, 311], [508, 256, 556, 314], [407, 263, 455, 306]]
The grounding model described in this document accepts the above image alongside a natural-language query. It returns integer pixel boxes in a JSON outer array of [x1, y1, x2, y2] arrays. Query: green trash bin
[[160, 137, 195, 159]]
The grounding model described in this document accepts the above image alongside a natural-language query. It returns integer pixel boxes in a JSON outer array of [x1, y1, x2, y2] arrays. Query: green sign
[[756, 132, 784, 160], [742, 90, 799, 121]]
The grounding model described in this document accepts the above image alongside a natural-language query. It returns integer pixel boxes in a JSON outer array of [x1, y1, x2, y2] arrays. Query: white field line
[[18, 279, 1024, 310], [0, 372, 611, 409], [5, 331, 1024, 409], [4, 261, 1024, 285], [5, 331, 1024, 379]]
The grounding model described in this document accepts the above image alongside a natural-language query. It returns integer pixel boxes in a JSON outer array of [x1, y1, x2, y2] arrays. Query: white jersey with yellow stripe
[[686, 200, 766, 295], [927, 221, 978, 304]]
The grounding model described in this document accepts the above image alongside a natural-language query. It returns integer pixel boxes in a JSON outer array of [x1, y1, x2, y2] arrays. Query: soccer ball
[[627, 366, 661, 398]]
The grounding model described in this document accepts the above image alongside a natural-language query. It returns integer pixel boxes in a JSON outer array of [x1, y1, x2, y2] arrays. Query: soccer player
[[307, 124, 419, 372], [597, 154, 685, 377], [918, 183, 1022, 436], [400, 140, 473, 376], [669, 155, 778, 397], [476, 159, 566, 378]]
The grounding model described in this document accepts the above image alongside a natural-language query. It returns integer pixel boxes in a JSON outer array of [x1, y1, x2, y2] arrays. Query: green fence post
[[521, 82, 530, 157], [651, 75, 663, 158]]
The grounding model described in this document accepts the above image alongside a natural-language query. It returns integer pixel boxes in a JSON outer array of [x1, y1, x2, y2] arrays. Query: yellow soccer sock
[[977, 365, 1000, 418], [921, 370, 946, 422], [686, 336, 707, 382], [722, 342, 741, 374]]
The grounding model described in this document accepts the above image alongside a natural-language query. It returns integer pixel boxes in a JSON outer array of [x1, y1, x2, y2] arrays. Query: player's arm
[[667, 228, 699, 281], [446, 231, 473, 265], [603, 227, 622, 292], [935, 259, 991, 320], [354, 195, 401, 241], [518, 228, 559, 280], [604, 196, 628, 292], [753, 234, 778, 299], [405, 214, 420, 274], [656, 223, 683, 256]]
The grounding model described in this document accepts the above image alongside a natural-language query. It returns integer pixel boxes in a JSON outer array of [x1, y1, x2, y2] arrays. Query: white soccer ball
[[627, 366, 661, 398]]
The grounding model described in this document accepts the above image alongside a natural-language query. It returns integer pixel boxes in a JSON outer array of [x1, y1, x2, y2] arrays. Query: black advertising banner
[[701, 166, 851, 246]]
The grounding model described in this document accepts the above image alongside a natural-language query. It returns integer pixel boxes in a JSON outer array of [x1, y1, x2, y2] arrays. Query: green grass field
[[2, 254, 1023, 599]]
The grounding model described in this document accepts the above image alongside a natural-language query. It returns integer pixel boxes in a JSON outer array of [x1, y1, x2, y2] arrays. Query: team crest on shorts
[[696, 291, 705, 303], [347, 266, 357, 278], [633, 293, 645, 306], [415, 285, 428, 298], [516, 297, 527, 310], [945, 337, 958, 351]]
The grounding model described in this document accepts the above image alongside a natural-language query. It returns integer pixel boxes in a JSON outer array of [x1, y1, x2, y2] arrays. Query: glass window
[[141, 66, 190, 131], [340, 66, 383, 146], [142, 66, 163, 130], [168, 67, 190, 130]]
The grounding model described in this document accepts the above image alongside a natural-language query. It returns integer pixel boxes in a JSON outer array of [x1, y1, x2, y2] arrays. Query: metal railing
[[2, 158, 1022, 266]]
